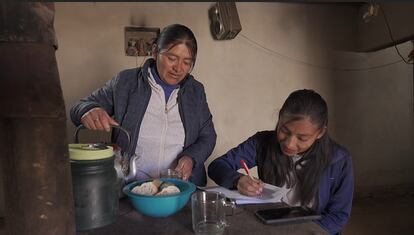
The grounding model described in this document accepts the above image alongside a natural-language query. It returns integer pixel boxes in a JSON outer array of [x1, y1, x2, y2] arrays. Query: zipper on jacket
[[159, 103, 168, 176], [129, 77, 151, 158], [177, 90, 188, 147]]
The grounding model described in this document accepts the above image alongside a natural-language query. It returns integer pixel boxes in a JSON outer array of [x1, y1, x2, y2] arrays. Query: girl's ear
[[317, 127, 327, 139]]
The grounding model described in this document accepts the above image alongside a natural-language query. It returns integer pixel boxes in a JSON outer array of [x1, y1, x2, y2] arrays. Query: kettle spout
[[124, 155, 138, 183]]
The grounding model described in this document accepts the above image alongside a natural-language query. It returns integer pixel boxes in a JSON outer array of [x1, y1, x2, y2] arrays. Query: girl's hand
[[237, 175, 264, 197]]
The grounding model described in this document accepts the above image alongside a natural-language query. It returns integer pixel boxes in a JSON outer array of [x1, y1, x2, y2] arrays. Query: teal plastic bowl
[[123, 178, 196, 217]]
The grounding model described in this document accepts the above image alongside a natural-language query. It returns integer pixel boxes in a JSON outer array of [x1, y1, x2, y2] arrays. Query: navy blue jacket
[[208, 131, 354, 234], [70, 59, 217, 186]]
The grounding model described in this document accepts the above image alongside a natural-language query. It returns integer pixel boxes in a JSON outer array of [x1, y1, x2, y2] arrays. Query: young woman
[[70, 24, 216, 186], [208, 89, 353, 234]]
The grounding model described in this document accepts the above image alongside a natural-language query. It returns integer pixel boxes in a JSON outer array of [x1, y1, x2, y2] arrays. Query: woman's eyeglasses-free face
[[160, 51, 194, 72], [156, 44, 194, 85]]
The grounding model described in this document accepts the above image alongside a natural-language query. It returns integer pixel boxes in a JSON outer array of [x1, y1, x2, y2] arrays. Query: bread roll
[[131, 181, 158, 196], [159, 182, 175, 191], [131, 179, 180, 196], [155, 185, 180, 196]]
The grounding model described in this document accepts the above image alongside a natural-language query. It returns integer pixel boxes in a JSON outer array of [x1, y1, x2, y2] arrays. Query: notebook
[[199, 183, 288, 205]]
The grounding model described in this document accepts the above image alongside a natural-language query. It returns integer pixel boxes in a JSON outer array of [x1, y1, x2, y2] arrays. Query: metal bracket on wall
[[124, 27, 160, 57]]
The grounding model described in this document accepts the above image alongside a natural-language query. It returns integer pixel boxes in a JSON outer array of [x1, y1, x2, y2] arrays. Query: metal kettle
[[73, 124, 139, 196]]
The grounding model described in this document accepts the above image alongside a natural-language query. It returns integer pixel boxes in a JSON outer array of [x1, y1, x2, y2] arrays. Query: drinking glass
[[191, 191, 235, 235]]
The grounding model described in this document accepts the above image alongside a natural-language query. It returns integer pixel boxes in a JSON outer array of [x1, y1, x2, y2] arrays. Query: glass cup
[[160, 168, 182, 179], [191, 191, 235, 235]]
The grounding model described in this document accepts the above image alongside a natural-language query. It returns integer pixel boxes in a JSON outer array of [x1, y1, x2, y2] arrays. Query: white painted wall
[[333, 41, 414, 195], [54, 2, 413, 195]]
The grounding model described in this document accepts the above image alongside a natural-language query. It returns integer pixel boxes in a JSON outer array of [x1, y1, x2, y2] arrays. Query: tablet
[[255, 206, 321, 225]]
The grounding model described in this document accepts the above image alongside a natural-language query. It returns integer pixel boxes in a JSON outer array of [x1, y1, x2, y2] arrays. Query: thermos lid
[[69, 143, 114, 160]]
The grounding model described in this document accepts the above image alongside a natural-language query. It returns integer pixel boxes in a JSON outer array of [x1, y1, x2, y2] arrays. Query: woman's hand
[[237, 175, 264, 197], [175, 155, 194, 181], [81, 107, 119, 132]]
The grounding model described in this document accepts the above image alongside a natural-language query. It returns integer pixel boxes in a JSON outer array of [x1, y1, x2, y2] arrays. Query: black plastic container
[[70, 156, 118, 231]]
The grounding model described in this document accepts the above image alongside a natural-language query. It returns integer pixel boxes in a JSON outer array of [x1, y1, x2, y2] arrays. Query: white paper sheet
[[199, 183, 288, 205]]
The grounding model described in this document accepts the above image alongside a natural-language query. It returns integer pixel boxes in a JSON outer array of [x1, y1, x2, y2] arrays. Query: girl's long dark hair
[[262, 89, 333, 208]]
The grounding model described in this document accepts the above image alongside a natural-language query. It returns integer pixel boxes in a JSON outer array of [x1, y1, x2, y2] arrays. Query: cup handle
[[224, 198, 236, 215], [223, 199, 237, 227]]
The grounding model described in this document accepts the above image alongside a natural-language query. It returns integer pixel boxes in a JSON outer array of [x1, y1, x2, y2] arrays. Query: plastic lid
[[69, 144, 114, 160]]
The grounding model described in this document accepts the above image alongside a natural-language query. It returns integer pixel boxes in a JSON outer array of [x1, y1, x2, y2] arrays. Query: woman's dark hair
[[154, 24, 198, 66], [261, 89, 333, 208]]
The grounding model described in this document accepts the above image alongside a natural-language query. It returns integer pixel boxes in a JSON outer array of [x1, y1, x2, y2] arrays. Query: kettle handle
[[73, 124, 131, 150]]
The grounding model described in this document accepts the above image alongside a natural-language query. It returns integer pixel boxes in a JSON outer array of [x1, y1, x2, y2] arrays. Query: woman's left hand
[[175, 155, 194, 180]]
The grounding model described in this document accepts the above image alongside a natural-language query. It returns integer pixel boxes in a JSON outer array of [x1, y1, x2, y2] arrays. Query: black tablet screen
[[255, 207, 321, 224]]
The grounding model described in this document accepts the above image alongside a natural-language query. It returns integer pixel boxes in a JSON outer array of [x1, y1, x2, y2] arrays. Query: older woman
[[70, 24, 216, 186]]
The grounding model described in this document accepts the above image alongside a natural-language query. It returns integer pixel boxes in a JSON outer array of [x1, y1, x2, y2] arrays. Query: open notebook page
[[199, 183, 289, 205]]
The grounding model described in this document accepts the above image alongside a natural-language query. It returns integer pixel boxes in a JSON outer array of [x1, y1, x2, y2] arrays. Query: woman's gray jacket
[[70, 59, 217, 186]]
